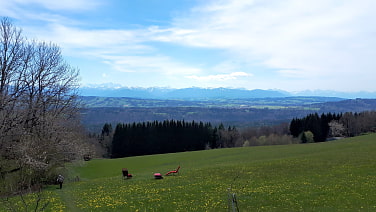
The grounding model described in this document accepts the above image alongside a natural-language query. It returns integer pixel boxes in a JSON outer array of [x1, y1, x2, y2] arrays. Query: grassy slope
[[3, 134, 376, 211]]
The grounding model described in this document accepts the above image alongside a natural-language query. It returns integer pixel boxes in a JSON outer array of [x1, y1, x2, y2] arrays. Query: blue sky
[[1, 0, 376, 92]]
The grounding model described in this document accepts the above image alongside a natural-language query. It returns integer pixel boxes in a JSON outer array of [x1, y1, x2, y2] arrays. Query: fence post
[[227, 188, 239, 212]]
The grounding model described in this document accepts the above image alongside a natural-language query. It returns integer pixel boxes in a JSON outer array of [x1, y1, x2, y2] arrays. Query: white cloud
[[9, 17, 203, 81], [277, 69, 306, 78], [39, 24, 142, 49], [164, 0, 376, 87], [21, 23, 158, 63], [8, 0, 102, 11], [0, 0, 102, 25], [186, 72, 251, 81], [3, 0, 376, 91], [101, 55, 202, 76]]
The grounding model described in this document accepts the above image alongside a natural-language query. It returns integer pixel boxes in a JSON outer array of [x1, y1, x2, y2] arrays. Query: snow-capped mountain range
[[79, 84, 376, 99]]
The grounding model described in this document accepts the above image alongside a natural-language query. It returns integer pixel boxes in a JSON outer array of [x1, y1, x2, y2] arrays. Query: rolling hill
[[5, 134, 376, 211]]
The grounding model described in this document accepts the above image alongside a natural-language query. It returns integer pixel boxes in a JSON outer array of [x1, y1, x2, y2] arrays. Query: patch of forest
[[111, 120, 214, 158]]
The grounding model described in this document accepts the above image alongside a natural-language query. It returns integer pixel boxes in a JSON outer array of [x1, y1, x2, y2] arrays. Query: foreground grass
[[2, 134, 376, 211]]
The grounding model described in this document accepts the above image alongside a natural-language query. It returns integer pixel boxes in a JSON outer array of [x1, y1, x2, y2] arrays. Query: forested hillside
[[80, 96, 343, 108], [81, 107, 311, 131], [80, 98, 376, 131]]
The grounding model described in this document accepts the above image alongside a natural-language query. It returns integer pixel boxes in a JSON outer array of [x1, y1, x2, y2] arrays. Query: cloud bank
[[2, 0, 376, 91]]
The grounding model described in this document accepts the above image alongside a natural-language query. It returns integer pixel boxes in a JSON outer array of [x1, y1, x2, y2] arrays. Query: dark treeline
[[289, 111, 376, 142], [111, 120, 237, 158]]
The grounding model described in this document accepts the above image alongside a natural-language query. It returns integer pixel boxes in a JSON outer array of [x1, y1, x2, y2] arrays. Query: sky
[[1, 0, 376, 92]]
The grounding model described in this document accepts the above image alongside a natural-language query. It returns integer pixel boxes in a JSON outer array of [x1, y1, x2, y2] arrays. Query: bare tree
[[0, 17, 88, 197], [0, 18, 28, 145], [328, 120, 345, 137]]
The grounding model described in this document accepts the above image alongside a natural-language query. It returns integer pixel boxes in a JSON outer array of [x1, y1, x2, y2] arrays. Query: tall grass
[[2, 134, 376, 211]]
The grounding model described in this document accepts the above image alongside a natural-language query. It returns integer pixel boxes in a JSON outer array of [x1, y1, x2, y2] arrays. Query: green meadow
[[2, 134, 376, 211]]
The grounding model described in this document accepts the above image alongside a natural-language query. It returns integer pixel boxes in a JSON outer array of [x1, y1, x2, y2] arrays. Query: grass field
[[2, 134, 376, 211]]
